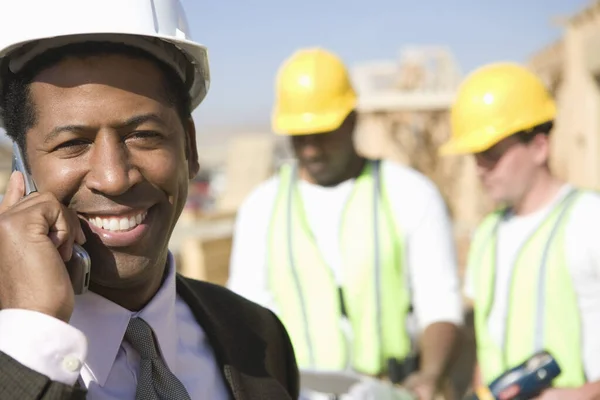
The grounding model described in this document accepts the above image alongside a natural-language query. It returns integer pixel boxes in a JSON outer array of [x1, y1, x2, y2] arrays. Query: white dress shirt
[[227, 160, 464, 334], [464, 184, 600, 381], [0, 252, 230, 399]]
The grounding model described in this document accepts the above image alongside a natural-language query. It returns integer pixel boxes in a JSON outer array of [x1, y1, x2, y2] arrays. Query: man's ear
[[184, 117, 200, 179], [532, 133, 551, 166]]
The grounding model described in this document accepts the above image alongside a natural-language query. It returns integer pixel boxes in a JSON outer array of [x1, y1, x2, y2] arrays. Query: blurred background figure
[[227, 47, 463, 400], [440, 62, 600, 399]]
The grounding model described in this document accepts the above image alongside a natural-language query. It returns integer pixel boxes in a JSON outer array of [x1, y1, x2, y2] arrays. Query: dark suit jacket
[[0, 274, 299, 399]]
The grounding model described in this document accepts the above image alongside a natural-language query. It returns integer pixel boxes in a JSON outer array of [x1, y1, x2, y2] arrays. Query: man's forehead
[[29, 55, 170, 104], [486, 135, 519, 151], [31, 52, 164, 82], [28, 72, 176, 137]]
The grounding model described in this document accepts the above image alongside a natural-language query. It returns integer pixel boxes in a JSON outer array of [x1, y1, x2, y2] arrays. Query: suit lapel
[[176, 275, 265, 400]]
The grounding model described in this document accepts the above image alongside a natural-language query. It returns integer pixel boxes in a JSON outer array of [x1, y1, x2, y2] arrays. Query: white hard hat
[[0, 0, 210, 114]]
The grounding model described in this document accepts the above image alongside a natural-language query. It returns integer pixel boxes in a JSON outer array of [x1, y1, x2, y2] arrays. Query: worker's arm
[[388, 166, 464, 399], [226, 179, 280, 313], [409, 194, 463, 381], [462, 258, 481, 390], [411, 321, 461, 383]]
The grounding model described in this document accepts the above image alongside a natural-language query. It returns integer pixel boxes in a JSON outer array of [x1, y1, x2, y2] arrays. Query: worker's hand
[[402, 371, 440, 400], [534, 383, 600, 400], [0, 171, 86, 323], [346, 376, 417, 399]]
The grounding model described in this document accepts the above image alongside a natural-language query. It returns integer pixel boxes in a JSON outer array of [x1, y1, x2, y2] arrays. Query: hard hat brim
[[438, 135, 498, 156], [439, 112, 557, 156], [272, 97, 356, 136], [0, 32, 209, 112]]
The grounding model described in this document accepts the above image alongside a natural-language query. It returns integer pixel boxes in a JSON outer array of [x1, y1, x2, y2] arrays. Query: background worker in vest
[[439, 62, 600, 400], [227, 47, 464, 399]]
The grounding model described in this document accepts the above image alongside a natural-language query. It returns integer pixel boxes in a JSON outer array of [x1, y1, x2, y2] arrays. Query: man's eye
[[125, 131, 165, 146], [128, 131, 162, 140], [54, 139, 89, 150]]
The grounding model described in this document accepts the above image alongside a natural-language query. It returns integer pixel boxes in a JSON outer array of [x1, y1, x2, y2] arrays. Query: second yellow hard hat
[[272, 47, 357, 135], [439, 62, 556, 155]]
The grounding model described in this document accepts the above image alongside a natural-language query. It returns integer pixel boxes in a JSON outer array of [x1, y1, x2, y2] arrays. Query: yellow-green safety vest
[[267, 160, 411, 375], [470, 188, 587, 387]]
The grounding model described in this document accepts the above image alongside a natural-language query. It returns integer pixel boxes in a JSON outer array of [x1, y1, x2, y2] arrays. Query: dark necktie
[[124, 317, 192, 400]]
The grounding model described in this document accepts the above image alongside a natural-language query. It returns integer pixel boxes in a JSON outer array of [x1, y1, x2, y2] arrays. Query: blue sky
[[185, 0, 588, 140]]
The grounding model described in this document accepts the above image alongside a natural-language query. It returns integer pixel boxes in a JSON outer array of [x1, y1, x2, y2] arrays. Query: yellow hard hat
[[439, 62, 556, 155], [272, 47, 357, 135]]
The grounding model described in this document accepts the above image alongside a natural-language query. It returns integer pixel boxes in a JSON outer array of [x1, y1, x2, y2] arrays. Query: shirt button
[[62, 355, 82, 372]]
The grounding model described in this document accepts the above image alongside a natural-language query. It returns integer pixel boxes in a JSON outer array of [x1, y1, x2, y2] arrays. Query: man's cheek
[[143, 158, 186, 201], [33, 167, 81, 201]]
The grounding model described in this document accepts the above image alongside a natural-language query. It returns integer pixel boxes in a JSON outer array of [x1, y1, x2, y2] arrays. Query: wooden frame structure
[[528, 0, 600, 190]]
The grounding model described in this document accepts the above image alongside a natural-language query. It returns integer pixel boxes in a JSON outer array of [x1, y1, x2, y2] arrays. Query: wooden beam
[[357, 92, 456, 112]]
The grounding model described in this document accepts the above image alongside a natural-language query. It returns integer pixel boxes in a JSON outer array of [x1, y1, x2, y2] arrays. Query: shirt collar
[[70, 252, 179, 387]]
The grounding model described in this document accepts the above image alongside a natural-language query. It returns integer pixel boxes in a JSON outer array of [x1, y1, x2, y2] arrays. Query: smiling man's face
[[22, 51, 199, 289]]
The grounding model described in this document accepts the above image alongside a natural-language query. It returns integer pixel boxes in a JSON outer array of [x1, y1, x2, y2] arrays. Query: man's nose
[[294, 135, 323, 157], [85, 135, 142, 196]]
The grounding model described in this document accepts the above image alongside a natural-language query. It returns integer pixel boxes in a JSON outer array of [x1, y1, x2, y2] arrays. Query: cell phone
[[11, 142, 91, 295]]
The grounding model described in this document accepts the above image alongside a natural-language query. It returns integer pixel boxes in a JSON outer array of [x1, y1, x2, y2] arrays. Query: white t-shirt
[[227, 160, 464, 333], [464, 184, 600, 381]]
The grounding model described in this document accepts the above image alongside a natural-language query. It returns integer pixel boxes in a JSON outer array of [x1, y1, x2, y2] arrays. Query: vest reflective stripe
[[471, 189, 586, 387], [267, 161, 411, 375]]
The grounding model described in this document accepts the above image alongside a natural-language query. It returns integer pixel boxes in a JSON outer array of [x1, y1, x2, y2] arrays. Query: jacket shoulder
[[177, 276, 300, 398]]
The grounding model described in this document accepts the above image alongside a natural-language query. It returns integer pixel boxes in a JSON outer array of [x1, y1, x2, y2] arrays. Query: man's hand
[[403, 371, 440, 400], [535, 382, 600, 400], [0, 171, 86, 322]]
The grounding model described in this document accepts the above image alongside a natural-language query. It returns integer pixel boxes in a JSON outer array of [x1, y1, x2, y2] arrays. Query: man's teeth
[[87, 211, 148, 232]]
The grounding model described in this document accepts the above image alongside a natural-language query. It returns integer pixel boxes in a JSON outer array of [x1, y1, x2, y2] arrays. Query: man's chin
[[305, 167, 337, 185], [86, 250, 166, 290]]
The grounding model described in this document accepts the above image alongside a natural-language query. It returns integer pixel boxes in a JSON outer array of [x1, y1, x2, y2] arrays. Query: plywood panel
[[176, 236, 233, 286], [217, 134, 275, 212]]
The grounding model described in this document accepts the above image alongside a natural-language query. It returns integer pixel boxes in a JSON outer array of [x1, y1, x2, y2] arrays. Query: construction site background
[[149, 1, 600, 289]]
